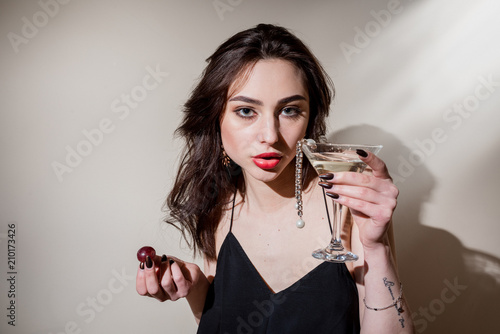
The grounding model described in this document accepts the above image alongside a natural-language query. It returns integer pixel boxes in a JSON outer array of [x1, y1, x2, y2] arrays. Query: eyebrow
[[228, 94, 307, 106]]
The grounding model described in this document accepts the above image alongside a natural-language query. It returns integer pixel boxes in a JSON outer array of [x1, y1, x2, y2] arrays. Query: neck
[[241, 164, 296, 214]]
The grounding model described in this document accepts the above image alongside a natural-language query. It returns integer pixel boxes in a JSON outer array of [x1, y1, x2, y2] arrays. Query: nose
[[257, 113, 279, 144]]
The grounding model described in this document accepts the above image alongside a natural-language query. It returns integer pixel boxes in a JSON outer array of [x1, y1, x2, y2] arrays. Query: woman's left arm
[[322, 150, 414, 333]]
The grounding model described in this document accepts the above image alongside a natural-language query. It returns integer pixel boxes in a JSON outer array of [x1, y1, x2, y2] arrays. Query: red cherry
[[137, 246, 156, 262]]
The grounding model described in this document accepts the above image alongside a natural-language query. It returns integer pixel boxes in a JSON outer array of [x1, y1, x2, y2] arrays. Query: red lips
[[252, 152, 282, 169]]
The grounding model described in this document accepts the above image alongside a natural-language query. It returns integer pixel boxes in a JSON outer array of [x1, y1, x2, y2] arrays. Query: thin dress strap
[[228, 185, 237, 232]]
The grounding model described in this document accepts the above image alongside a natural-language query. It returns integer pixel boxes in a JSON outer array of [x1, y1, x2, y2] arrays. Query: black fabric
[[197, 231, 360, 333]]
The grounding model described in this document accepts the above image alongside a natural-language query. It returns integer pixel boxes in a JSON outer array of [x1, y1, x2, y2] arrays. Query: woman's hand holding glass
[[321, 151, 398, 250]]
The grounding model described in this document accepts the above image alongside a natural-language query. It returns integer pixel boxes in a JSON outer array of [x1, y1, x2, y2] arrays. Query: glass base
[[312, 248, 359, 263]]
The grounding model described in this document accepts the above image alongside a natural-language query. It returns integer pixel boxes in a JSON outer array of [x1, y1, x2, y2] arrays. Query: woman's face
[[220, 59, 310, 184]]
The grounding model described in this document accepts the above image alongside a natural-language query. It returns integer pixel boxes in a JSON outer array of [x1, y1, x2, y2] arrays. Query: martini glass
[[301, 140, 382, 263]]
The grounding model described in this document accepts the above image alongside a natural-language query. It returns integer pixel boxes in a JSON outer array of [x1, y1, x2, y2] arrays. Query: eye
[[235, 108, 255, 118], [281, 107, 301, 118]]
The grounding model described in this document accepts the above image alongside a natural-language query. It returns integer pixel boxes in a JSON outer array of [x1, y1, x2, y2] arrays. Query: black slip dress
[[197, 192, 360, 334]]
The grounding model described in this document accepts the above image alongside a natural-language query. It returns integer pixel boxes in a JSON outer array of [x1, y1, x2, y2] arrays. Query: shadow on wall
[[331, 125, 500, 334]]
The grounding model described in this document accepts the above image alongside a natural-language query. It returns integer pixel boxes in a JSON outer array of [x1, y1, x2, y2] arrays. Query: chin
[[246, 166, 287, 183]]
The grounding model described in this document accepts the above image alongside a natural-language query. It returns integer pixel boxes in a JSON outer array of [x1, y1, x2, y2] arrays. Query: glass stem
[[328, 200, 345, 252]]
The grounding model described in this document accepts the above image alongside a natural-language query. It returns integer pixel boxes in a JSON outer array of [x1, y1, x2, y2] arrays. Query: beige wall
[[1, 0, 499, 333]]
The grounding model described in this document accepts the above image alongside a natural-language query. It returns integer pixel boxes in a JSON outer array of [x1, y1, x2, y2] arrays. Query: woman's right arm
[[136, 255, 211, 324]]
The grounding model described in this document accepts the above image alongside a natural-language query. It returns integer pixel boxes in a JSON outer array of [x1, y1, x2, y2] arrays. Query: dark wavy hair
[[165, 24, 334, 260]]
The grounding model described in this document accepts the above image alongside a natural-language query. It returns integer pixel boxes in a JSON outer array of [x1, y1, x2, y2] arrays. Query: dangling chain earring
[[295, 140, 305, 228]]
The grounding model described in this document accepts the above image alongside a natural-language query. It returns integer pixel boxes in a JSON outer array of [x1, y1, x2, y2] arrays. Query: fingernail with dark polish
[[356, 149, 368, 158], [326, 192, 340, 199], [318, 181, 332, 189], [169, 259, 175, 265], [146, 256, 153, 269], [161, 254, 167, 262], [139, 262, 145, 270], [319, 173, 334, 180]]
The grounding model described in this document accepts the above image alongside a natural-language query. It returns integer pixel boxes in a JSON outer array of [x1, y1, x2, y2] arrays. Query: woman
[[136, 24, 414, 333]]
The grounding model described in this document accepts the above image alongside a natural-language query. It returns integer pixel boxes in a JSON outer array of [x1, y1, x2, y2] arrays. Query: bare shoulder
[[203, 256, 216, 283], [204, 198, 238, 279]]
